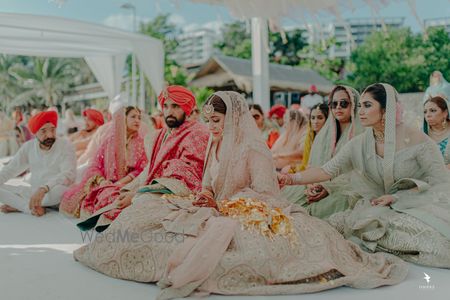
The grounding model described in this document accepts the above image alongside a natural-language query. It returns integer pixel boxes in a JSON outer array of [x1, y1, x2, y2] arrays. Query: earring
[[381, 114, 385, 127], [443, 119, 448, 130]]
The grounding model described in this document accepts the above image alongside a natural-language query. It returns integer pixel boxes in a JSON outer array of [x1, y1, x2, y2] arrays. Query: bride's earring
[[442, 118, 448, 130], [381, 114, 385, 127]]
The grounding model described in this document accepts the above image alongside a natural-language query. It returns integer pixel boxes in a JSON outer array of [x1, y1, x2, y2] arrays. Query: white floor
[[1, 211, 449, 300]]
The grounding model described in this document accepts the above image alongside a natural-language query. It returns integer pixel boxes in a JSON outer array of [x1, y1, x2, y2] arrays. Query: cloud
[[103, 14, 150, 31], [168, 13, 186, 26]]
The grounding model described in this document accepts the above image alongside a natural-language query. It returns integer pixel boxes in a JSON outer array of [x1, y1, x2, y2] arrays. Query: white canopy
[[191, 0, 401, 110], [0, 13, 164, 102]]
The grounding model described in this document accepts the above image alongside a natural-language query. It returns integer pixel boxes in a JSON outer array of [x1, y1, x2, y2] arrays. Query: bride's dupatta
[[202, 91, 282, 203]]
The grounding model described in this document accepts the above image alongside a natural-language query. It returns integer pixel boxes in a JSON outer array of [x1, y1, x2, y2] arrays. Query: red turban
[[83, 109, 104, 126], [28, 111, 58, 134], [268, 104, 287, 119], [158, 85, 196, 116]]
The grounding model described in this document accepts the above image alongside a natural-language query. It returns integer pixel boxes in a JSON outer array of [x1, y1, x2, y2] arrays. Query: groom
[[115, 85, 210, 208]]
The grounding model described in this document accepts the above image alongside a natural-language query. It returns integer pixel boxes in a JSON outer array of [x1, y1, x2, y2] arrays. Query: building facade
[[173, 29, 219, 67], [301, 17, 405, 58]]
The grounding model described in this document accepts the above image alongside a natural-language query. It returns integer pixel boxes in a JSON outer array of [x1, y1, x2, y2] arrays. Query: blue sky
[[0, 0, 448, 33]]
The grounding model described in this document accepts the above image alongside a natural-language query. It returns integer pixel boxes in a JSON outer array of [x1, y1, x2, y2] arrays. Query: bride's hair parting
[[205, 94, 227, 114]]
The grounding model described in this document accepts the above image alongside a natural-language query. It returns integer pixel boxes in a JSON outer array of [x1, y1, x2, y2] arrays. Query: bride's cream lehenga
[[74, 91, 407, 299]]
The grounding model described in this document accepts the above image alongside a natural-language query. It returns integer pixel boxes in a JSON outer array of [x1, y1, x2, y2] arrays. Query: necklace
[[429, 127, 449, 141], [373, 129, 384, 143]]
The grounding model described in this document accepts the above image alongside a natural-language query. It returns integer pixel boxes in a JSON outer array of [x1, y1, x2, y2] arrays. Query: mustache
[[40, 138, 56, 146]]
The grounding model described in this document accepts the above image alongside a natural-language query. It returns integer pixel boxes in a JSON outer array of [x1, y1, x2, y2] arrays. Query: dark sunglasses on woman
[[331, 99, 350, 109]]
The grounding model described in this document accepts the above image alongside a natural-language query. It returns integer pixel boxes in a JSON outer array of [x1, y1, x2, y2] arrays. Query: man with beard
[[69, 108, 104, 158], [108, 85, 209, 211], [0, 111, 76, 216]]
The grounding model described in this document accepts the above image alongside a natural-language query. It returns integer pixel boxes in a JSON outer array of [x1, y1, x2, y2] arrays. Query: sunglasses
[[252, 114, 262, 120], [331, 99, 350, 109]]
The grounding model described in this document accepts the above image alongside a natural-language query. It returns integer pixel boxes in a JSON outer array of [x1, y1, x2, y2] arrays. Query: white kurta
[[0, 138, 76, 213]]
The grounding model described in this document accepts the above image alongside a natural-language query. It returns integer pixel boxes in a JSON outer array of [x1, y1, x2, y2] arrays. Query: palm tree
[[9, 57, 81, 107], [0, 55, 24, 110]]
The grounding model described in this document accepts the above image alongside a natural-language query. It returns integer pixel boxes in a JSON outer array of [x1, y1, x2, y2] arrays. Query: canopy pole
[[251, 17, 270, 111], [131, 53, 137, 106], [138, 67, 145, 110]]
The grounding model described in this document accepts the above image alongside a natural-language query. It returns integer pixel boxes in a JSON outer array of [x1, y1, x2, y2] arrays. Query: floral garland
[[219, 197, 298, 244]]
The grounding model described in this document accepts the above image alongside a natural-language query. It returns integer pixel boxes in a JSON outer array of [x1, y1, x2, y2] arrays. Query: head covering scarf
[[83, 109, 104, 126], [28, 111, 58, 134], [202, 91, 280, 203], [298, 105, 329, 171], [309, 85, 363, 167], [268, 104, 287, 119], [423, 71, 450, 103], [361, 83, 428, 193], [158, 85, 196, 116], [271, 109, 307, 155]]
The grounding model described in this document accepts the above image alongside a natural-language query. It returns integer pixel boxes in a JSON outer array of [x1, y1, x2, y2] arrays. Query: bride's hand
[[193, 191, 217, 210]]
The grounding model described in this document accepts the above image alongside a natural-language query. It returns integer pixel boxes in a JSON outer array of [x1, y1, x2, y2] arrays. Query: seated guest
[[0, 111, 76, 216], [423, 96, 450, 169], [284, 103, 329, 172], [282, 85, 364, 219], [70, 108, 104, 158], [76, 85, 209, 231], [60, 106, 148, 219], [271, 110, 307, 170], [74, 91, 407, 297], [249, 104, 279, 149], [0, 112, 19, 158], [281, 83, 450, 268], [268, 104, 286, 130]]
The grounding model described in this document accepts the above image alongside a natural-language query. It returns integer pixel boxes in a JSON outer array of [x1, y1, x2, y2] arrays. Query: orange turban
[[268, 104, 287, 119], [158, 85, 196, 116], [28, 111, 58, 134], [83, 109, 104, 126]]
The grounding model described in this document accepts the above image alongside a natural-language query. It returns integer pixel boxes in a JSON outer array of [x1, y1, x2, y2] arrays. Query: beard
[[39, 138, 56, 148], [165, 114, 186, 128]]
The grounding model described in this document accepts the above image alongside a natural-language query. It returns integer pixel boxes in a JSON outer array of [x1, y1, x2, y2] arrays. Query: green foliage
[[139, 14, 187, 86], [1, 55, 92, 109], [216, 21, 307, 65], [191, 86, 214, 107], [348, 27, 450, 92], [215, 21, 252, 59], [297, 38, 346, 82], [270, 29, 307, 66]]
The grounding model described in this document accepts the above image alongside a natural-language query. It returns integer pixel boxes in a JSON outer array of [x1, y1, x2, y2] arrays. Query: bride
[[74, 91, 407, 299]]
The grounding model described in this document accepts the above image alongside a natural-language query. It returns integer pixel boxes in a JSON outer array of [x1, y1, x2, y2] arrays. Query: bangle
[[41, 185, 50, 193], [291, 172, 302, 184]]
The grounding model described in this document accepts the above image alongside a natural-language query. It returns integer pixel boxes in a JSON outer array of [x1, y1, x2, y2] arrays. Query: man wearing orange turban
[[107, 86, 210, 215], [69, 108, 105, 158], [0, 111, 76, 216]]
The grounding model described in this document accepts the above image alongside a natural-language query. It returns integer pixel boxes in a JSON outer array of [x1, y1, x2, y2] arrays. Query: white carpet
[[0, 210, 449, 300]]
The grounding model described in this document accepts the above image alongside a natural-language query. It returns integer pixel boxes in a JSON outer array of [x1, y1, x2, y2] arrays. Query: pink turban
[[28, 111, 58, 134], [158, 85, 196, 116]]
